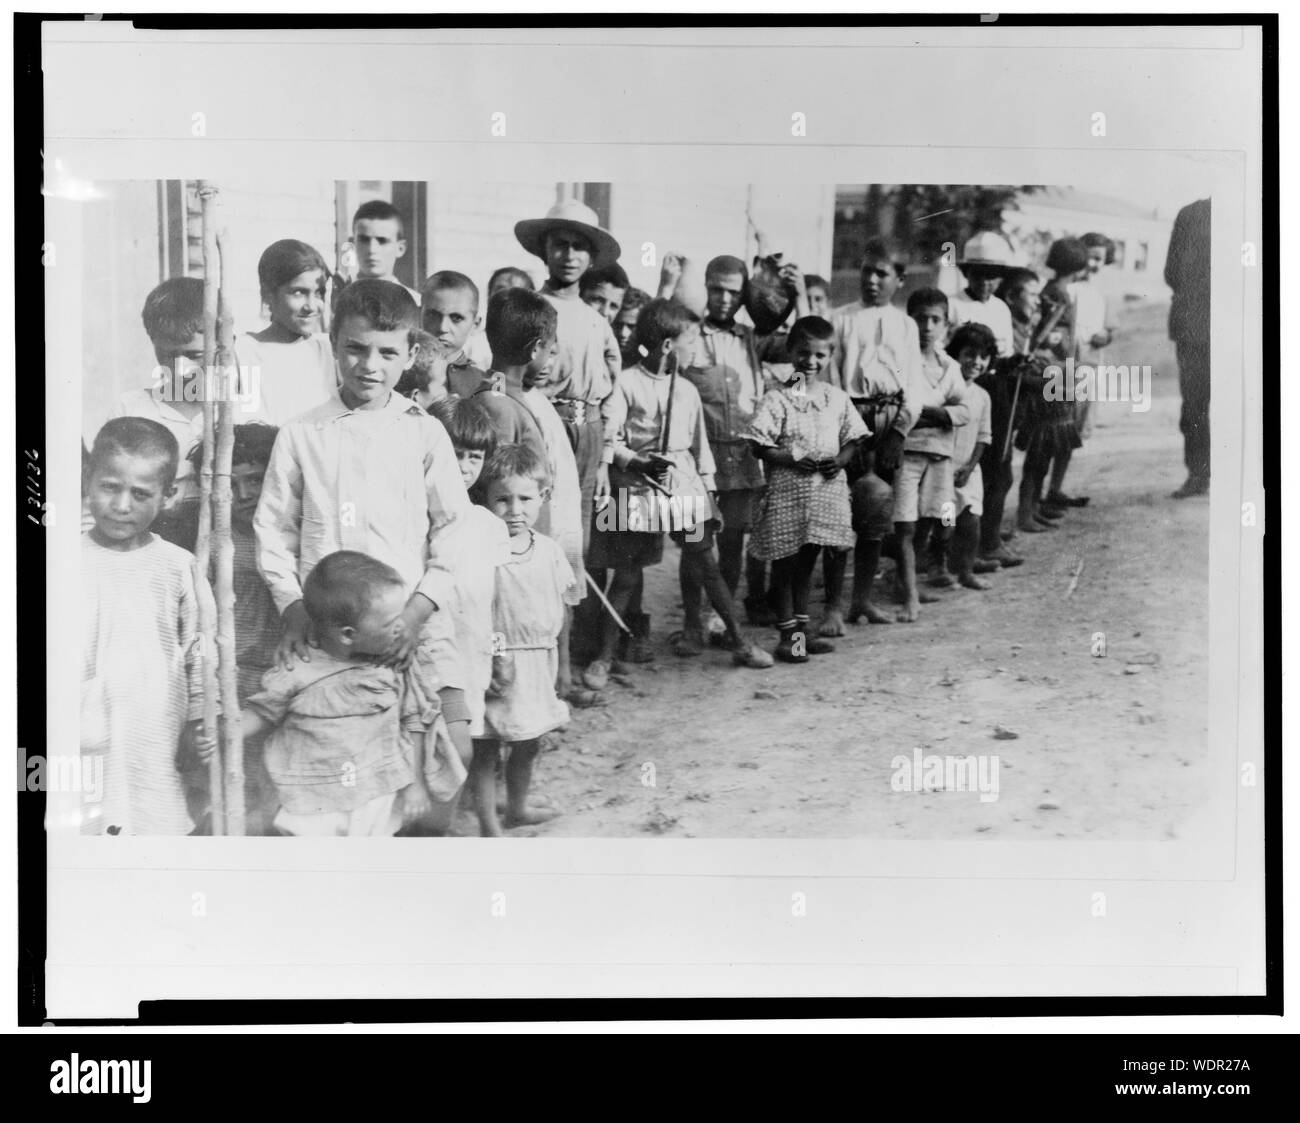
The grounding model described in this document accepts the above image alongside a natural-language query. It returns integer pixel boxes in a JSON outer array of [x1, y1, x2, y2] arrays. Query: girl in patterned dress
[[81, 418, 204, 835], [471, 444, 577, 836], [744, 317, 868, 663]]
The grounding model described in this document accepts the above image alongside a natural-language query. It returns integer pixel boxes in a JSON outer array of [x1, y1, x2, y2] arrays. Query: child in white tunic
[[472, 444, 575, 836], [81, 418, 203, 835]]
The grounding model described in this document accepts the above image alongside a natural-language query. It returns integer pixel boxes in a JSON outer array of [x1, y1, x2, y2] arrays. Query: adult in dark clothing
[[1164, 198, 1211, 498]]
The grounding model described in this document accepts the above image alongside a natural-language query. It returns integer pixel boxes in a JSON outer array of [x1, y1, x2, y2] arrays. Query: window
[[1112, 240, 1126, 269], [1133, 241, 1149, 272], [158, 180, 205, 281]]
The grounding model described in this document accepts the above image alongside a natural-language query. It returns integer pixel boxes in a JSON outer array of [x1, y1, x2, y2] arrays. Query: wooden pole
[[195, 181, 224, 835], [214, 227, 245, 836]]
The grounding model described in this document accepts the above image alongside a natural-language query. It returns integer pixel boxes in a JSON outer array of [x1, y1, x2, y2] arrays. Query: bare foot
[[918, 588, 943, 604], [958, 573, 991, 590], [896, 600, 920, 623], [1017, 519, 1049, 534], [504, 805, 562, 828], [496, 794, 557, 814], [818, 609, 846, 637], [847, 600, 893, 625]]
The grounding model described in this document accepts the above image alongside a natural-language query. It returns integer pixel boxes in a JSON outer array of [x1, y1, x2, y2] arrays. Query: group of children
[[80, 194, 1115, 836]]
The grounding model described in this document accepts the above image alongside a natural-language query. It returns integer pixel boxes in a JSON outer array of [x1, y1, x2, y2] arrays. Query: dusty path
[[478, 301, 1209, 839]]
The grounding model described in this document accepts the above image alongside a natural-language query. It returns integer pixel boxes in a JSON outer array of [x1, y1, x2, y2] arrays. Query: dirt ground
[[473, 300, 1210, 839]]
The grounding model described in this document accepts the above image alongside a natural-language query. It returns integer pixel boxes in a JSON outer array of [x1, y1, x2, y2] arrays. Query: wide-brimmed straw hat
[[514, 200, 622, 270], [957, 231, 1020, 275]]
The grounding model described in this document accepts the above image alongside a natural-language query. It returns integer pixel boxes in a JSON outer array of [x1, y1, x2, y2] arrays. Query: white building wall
[[216, 178, 338, 335], [425, 182, 561, 294]]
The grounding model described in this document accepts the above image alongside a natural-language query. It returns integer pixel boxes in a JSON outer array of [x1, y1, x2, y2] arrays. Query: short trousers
[[438, 686, 470, 727], [273, 790, 400, 837], [586, 524, 665, 570], [954, 463, 984, 518], [714, 488, 760, 534], [671, 518, 719, 554], [893, 451, 955, 523], [850, 472, 896, 541]]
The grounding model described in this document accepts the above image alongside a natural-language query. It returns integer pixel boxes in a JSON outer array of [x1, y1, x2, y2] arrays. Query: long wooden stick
[[195, 181, 224, 835], [584, 570, 631, 634], [214, 227, 245, 836]]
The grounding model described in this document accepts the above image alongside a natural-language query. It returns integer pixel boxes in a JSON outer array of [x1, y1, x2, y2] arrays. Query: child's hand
[[630, 454, 670, 484], [794, 455, 822, 474], [954, 466, 972, 488], [594, 462, 611, 500], [179, 720, 216, 766], [1090, 330, 1111, 350], [396, 781, 434, 828], [276, 601, 313, 668], [489, 653, 515, 697], [382, 598, 434, 671], [817, 457, 841, 479]]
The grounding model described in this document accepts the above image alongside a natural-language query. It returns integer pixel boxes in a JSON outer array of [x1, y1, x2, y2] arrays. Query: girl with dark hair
[[237, 238, 338, 424]]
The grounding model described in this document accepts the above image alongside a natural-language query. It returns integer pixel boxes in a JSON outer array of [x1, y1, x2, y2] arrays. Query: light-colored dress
[[484, 531, 574, 743], [744, 380, 868, 561], [80, 534, 201, 835], [236, 330, 338, 425]]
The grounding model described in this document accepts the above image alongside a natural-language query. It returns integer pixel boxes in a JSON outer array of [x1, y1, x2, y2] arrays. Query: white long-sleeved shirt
[[904, 351, 970, 459], [825, 303, 923, 436], [253, 389, 471, 617]]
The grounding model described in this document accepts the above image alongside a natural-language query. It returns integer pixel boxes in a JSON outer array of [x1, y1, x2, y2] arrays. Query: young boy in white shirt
[[351, 200, 421, 303], [827, 239, 922, 627], [894, 288, 969, 623]]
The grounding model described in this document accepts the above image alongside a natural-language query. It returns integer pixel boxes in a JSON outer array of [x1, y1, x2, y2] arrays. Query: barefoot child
[[477, 287, 590, 705], [238, 551, 465, 836], [942, 324, 998, 591], [238, 239, 337, 425], [600, 298, 773, 672], [81, 418, 203, 835], [472, 445, 574, 836], [894, 288, 969, 622], [744, 316, 867, 662], [827, 239, 923, 626], [254, 279, 475, 778]]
